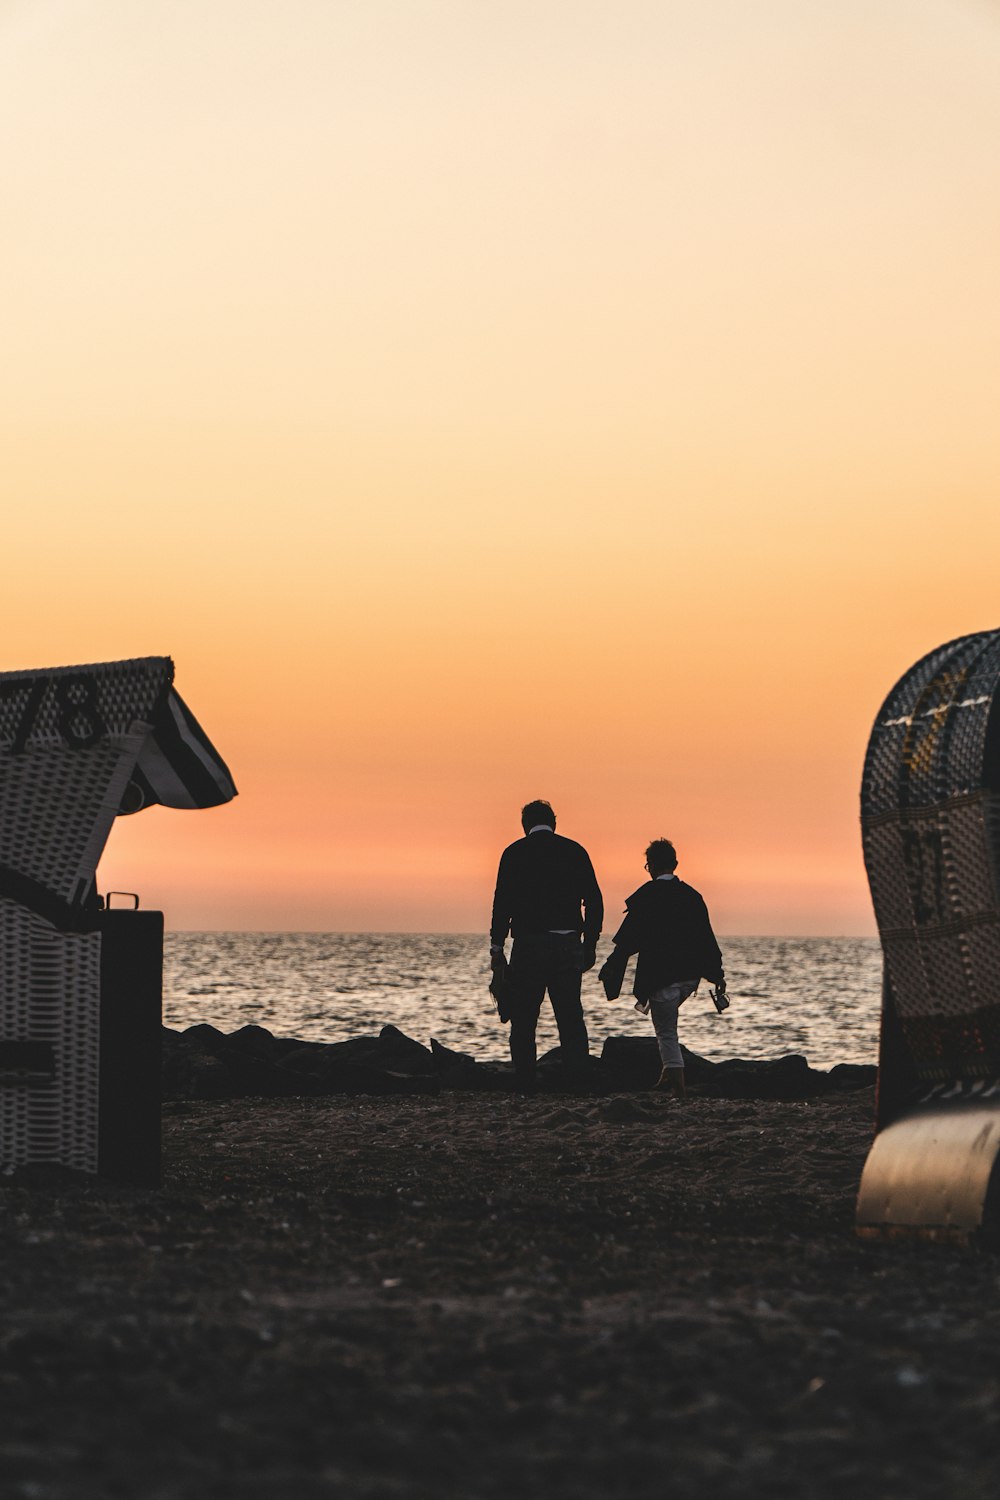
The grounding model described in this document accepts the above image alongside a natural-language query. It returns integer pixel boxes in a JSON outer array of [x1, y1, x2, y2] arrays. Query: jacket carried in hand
[[610, 877, 724, 1001]]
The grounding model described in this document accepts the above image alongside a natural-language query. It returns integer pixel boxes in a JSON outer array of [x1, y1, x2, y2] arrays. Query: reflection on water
[[164, 933, 881, 1069]]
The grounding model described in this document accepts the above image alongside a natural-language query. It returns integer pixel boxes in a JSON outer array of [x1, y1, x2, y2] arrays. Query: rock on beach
[[161, 1021, 877, 1101]]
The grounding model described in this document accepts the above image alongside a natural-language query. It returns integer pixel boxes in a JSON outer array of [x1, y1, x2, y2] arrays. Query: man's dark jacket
[[490, 831, 603, 950], [611, 877, 724, 1000]]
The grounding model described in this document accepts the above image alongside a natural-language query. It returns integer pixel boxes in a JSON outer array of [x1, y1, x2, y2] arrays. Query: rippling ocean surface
[[163, 934, 881, 1069]]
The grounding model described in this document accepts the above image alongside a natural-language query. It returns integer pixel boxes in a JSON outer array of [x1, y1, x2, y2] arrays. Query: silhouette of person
[[490, 800, 603, 1093], [599, 838, 725, 1098]]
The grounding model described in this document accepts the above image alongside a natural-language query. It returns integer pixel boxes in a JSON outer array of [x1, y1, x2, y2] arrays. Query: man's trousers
[[507, 932, 590, 1089]]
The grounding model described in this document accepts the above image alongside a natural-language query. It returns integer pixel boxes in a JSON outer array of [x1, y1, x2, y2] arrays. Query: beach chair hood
[[0, 655, 236, 929]]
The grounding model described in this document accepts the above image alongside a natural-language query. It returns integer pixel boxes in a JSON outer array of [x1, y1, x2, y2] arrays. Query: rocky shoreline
[[163, 1020, 878, 1101]]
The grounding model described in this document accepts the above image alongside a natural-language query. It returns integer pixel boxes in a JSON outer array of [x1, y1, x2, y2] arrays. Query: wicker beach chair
[[857, 629, 1000, 1242], [0, 657, 235, 1179]]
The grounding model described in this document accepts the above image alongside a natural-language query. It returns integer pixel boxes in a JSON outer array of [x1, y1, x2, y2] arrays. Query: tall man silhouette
[[490, 800, 603, 1093]]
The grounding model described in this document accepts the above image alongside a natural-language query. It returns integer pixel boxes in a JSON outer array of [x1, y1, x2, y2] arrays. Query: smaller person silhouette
[[599, 838, 726, 1098]]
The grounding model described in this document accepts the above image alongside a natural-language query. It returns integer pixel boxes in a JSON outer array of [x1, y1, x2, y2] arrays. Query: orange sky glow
[[3, 0, 1000, 934]]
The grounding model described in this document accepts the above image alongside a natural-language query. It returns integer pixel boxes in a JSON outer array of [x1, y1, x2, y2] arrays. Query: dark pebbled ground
[[1, 1088, 998, 1499]]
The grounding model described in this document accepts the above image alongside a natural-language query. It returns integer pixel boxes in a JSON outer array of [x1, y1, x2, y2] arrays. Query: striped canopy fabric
[[127, 680, 237, 814]]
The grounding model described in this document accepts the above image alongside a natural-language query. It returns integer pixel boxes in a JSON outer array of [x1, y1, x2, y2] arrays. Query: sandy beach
[[2, 1083, 998, 1499]]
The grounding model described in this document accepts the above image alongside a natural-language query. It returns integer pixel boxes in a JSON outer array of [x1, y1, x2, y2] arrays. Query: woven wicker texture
[[862, 630, 1000, 1083], [0, 899, 101, 1172], [0, 658, 172, 911], [0, 658, 174, 1173]]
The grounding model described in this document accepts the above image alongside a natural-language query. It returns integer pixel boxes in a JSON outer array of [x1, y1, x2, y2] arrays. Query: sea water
[[163, 933, 881, 1070]]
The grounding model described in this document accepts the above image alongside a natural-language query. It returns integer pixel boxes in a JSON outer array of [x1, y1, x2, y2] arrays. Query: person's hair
[[521, 799, 556, 832], [645, 838, 677, 875]]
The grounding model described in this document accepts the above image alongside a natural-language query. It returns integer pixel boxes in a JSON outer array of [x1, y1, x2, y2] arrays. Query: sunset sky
[[3, 0, 999, 934]]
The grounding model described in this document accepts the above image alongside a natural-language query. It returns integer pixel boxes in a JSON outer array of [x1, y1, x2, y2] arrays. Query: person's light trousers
[[646, 980, 699, 1068]]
